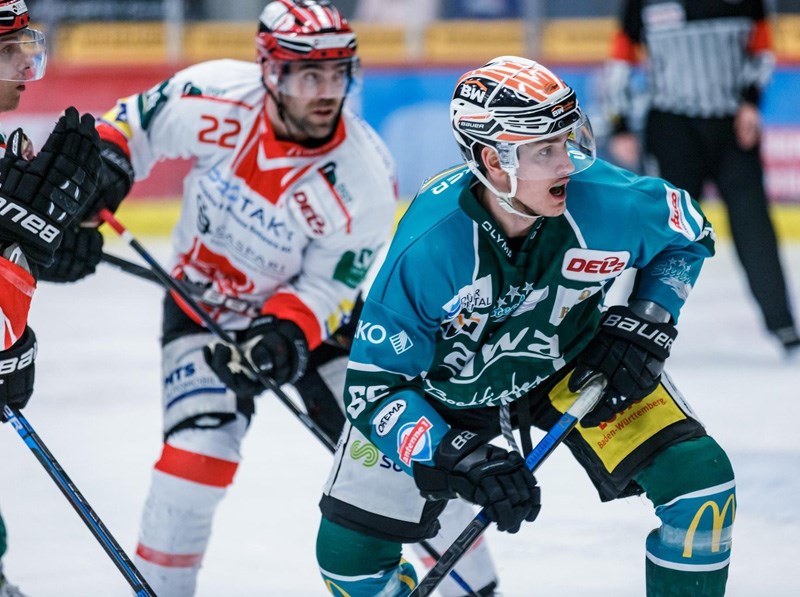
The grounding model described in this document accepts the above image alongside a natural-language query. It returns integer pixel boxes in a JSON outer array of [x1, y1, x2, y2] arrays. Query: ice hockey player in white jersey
[[41, 1, 500, 595]]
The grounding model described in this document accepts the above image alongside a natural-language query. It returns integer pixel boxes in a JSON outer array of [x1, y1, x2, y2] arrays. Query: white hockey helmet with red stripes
[[0, 0, 28, 35], [256, 0, 357, 63], [0, 0, 46, 81], [451, 56, 595, 189]]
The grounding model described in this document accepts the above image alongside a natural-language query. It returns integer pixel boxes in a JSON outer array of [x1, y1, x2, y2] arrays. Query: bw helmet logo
[[551, 100, 575, 118], [458, 78, 487, 103]]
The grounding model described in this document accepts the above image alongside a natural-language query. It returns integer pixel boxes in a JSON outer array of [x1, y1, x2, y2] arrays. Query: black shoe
[[772, 326, 800, 359]]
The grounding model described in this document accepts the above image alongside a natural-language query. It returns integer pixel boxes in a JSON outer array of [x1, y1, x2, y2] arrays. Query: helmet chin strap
[[467, 163, 540, 220]]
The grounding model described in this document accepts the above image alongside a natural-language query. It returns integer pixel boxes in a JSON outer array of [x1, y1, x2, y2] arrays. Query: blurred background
[[10, 0, 800, 238]]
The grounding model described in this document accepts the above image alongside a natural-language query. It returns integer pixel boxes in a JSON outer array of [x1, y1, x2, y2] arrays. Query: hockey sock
[[135, 422, 243, 596], [317, 517, 416, 596], [0, 511, 6, 559], [634, 436, 735, 597]]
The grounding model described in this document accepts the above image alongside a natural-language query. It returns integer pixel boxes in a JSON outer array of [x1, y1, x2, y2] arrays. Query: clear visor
[[0, 28, 46, 82], [498, 113, 596, 181], [269, 57, 359, 99]]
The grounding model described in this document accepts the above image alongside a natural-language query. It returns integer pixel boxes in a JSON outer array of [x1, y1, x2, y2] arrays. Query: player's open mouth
[[549, 183, 566, 197]]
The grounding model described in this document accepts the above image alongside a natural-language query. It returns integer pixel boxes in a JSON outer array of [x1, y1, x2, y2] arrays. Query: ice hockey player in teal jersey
[[316, 56, 735, 596]]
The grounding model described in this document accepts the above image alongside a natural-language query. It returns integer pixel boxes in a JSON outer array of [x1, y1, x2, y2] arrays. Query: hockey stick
[[97, 212, 481, 596], [411, 375, 608, 597], [99, 208, 337, 451], [101, 251, 159, 284], [2, 406, 156, 596]]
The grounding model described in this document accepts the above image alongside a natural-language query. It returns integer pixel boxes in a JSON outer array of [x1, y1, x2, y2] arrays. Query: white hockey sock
[[134, 422, 245, 596]]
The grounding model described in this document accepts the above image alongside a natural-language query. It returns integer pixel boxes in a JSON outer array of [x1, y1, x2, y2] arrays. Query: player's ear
[[480, 146, 510, 192]]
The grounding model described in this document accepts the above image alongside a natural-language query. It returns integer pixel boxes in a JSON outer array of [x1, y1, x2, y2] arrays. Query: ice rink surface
[[1, 237, 798, 596]]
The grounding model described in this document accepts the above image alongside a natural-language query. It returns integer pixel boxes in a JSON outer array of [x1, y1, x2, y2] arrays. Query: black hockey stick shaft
[[99, 209, 337, 451], [98, 212, 480, 596], [2, 406, 156, 596], [411, 376, 607, 597], [101, 251, 160, 284]]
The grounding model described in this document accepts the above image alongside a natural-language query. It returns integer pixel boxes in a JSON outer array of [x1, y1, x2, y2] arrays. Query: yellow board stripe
[[109, 198, 800, 242]]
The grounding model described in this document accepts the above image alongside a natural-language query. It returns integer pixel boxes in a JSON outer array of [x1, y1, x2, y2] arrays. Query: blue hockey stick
[[411, 375, 607, 597], [2, 405, 156, 596]]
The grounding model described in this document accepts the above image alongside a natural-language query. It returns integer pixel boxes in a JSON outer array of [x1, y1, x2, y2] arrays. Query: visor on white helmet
[[495, 112, 596, 181], [267, 56, 359, 99], [0, 28, 45, 81]]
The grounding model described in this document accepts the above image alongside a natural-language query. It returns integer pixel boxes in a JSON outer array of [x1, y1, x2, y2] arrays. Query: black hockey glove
[[80, 140, 134, 223], [203, 316, 309, 398], [0, 326, 37, 422], [413, 429, 541, 534], [0, 107, 101, 266], [38, 225, 104, 283], [569, 305, 677, 427]]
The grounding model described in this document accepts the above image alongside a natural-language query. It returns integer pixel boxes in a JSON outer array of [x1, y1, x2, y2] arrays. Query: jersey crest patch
[[442, 275, 493, 319]]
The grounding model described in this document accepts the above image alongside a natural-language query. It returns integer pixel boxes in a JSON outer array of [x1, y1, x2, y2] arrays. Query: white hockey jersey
[[97, 59, 397, 348]]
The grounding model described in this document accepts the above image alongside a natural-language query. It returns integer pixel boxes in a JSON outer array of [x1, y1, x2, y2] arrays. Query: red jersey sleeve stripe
[[749, 20, 773, 53], [261, 292, 322, 350], [610, 29, 639, 63], [0, 259, 35, 349], [154, 444, 238, 488]]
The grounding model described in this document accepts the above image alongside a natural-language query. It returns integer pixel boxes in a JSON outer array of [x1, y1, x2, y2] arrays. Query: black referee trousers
[[643, 109, 795, 333]]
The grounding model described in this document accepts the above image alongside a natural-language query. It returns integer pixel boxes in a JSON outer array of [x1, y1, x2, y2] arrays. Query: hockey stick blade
[[411, 375, 607, 597], [2, 406, 156, 596]]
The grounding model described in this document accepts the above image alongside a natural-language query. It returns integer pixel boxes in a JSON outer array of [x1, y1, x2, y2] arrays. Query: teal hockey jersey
[[344, 159, 715, 474]]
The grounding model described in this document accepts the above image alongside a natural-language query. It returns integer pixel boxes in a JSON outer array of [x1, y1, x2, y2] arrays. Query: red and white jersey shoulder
[[0, 256, 35, 349], [97, 59, 397, 348], [0, 132, 36, 349]]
